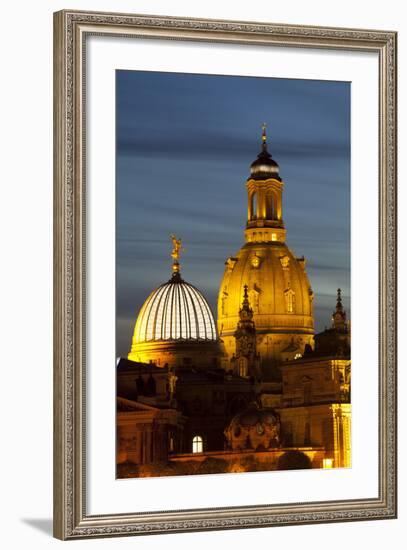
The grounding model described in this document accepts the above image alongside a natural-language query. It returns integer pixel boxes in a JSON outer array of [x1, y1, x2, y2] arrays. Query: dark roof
[[117, 357, 168, 373]]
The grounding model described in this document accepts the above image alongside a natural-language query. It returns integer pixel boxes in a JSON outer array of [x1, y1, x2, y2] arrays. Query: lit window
[[271, 233, 277, 241], [192, 435, 203, 453], [323, 458, 334, 469], [284, 288, 296, 313], [251, 192, 258, 220]]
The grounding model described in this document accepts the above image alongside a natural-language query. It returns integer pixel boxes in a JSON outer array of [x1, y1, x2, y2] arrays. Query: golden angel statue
[[170, 234, 184, 262]]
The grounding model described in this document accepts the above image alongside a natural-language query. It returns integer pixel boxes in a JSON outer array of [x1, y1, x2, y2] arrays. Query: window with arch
[[192, 435, 203, 453], [265, 191, 276, 219], [285, 288, 296, 313], [251, 192, 258, 220]]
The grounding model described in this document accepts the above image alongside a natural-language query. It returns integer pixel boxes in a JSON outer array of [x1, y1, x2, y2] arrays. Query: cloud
[[117, 129, 349, 163]]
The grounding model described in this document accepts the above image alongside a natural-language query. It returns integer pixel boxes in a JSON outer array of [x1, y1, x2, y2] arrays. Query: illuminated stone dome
[[217, 126, 314, 380], [128, 235, 220, 368]]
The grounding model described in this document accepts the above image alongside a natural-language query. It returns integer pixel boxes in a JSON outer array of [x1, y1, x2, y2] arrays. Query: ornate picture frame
[[53, 9, 397, 540]]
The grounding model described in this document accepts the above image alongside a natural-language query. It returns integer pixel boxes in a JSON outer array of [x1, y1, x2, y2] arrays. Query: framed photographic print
[[53, 10, 397, 540]]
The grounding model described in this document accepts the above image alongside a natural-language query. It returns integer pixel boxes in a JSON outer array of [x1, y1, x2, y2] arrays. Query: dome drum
[[128, 339, 221, 369], [245, 227, 287, 244]]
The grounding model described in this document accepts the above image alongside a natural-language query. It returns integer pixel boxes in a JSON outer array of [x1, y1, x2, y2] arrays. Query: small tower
[[245, 123, 286, 244], [233, 285, 261, 379], [313, 289, 350, 357], [332, 288, 347, 331]]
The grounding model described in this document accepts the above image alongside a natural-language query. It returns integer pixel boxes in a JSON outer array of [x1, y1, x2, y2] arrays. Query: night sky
[[116, 70, 350, 358]]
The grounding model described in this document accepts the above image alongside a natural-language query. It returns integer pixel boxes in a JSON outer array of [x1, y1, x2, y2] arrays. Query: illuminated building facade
[[117, 127, 351, 477], [277, 291, 351, 468]]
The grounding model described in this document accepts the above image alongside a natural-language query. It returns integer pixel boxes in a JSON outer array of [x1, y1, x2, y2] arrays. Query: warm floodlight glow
[[323, 458, 334, 469]]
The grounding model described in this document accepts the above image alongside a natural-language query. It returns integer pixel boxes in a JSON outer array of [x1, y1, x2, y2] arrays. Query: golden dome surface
[[218, 242, 314, 364], [219, 242, 314, 331]]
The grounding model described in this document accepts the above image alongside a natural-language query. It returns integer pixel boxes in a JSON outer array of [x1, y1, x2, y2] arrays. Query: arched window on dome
[[284, 288, 296, 314], [265, 191, 276, 220], [250, 192, 258, 220], [249, 287, 260, 313], [192, 435, 203, 453]]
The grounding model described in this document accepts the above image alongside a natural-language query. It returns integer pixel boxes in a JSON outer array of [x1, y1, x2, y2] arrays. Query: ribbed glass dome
[[134, 274, 217, 343]]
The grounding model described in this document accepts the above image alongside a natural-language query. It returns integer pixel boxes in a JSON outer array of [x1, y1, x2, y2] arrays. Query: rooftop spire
[[249, 123, 280, 183], [261, 122, 267, 149], [239, 284, 253, 321], [332, 288, 347, 330], [336, 288, 343, 311], [170, 234, 184, 278], [243, 284, 250, 307]]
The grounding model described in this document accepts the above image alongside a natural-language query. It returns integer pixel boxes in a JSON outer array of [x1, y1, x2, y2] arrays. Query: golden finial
[[170, 234, 184, 275], [262, 122, 267, 144]]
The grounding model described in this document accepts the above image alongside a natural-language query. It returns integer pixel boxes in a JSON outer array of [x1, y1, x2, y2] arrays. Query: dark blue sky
[[116, 70, 350, 358]]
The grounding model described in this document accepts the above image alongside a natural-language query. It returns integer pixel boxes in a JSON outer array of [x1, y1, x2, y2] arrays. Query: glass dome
[[134, 274, 217, 343]]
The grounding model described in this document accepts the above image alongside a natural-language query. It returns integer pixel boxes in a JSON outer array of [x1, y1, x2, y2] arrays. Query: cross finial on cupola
[[261, 122, 267, 149]]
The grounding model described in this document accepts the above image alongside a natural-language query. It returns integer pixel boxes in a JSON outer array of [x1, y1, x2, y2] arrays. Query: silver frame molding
[[53, 9, 397, 540]]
